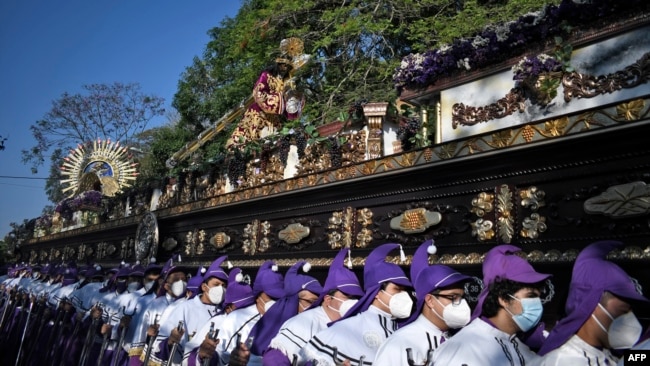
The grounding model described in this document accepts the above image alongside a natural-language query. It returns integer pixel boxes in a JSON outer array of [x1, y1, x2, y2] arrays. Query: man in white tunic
[[430, 244, 551, 366], [299, 243, 414, 366], [153, 255, 230, 365], [374, 240, 472, 366], [536, 240, 649, 366], [263, 247, 365, 365], [183, 267, 253, 366], [217, 260, 285, 366], [249, 260, 323, 360], [131, 255, 189, 366]]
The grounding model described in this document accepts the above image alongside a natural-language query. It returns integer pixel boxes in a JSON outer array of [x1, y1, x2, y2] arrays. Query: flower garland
[[54, 190, 104, 220], [35, 214, 53, 229], [511, 54, 563, 82], [393, 0, 646, 91]]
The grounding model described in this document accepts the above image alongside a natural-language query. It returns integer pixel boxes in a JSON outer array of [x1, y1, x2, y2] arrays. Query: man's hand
[[119, 315, 132, 329], [100, 323, 113, 335], [168, 326, 184, 346], [146, 323, 160, 338], [198, 336, 219, 361], [90, 306, 103, 320], [229, 342, 251, 366]]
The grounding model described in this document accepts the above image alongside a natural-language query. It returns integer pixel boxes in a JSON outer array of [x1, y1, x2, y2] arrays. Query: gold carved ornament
[[389, 208, 442, 234], [242, 220, 271, 255], [519, 186, 547, 239], [471, 192, 495, 242], [328, 207, 374, 249], [278, 223, 310, 244]]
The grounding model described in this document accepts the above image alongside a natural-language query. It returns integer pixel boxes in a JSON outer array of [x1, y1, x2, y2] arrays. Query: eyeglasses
[[298, 297, 317, 307], [433, 293, 464, 306]]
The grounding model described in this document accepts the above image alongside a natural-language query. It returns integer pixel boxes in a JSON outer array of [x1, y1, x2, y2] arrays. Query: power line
[[0, 175, 49, 180], [0, 182, 44, 189]]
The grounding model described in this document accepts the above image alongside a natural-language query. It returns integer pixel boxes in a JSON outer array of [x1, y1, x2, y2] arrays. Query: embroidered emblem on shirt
[[363, 331, 382, 349]]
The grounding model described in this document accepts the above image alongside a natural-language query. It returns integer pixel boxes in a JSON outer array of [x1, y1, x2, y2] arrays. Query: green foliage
[[166, 0, 561, 166], [22, 82, 166, 203], [136, 123, 195, 184]]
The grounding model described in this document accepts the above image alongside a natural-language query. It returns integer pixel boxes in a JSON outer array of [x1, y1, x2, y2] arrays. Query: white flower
[[457, 57, 471, 71], [472, 36, 490, 49]]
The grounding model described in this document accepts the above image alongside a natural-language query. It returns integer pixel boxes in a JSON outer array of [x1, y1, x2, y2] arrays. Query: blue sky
[[0, 0, 242, 239]]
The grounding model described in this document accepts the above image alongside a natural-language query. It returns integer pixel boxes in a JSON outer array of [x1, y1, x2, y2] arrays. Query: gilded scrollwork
[[135, 212, 159, 264], [471, 192, 495, 217], [562, 53, 649, 102], [452, 88, 526, 128], [520, 213, 547, 239], [496, 185, 514, 243], [242, 220, 272, 255], [584, 181, 650, 218], [184, 229, 206, 256], [470, 218, 495, 242], [520, 186, 546, 211], [328, 207, 375, 249], [451, 53, 649, 127]]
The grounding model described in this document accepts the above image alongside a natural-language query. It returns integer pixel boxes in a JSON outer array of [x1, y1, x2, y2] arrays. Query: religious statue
[[226, 37, 309, 153]]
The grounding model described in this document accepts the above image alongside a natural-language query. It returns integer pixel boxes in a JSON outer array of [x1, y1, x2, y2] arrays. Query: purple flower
[[393, 0, 642, 91]]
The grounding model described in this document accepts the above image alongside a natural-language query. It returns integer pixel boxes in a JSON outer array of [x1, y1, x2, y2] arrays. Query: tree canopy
[[170, 0, 560, 167], [21, 82, 166, 203]]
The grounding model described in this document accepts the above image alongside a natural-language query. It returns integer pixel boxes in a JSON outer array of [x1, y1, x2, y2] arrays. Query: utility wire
[[0, 175, 49, 180]]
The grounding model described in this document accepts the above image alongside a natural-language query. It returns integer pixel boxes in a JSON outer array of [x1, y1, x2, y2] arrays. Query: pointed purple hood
[[539, 240, 649, 355]]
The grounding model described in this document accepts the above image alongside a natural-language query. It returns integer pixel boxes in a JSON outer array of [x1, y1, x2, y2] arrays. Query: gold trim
[[210, 246, 650, 268]]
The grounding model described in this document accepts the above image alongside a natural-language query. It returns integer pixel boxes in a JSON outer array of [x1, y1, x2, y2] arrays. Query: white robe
[[133, 293, 178, 364], [299, 305, 399, 366], [430, 317, 540, 366], [154, 294, 220, 365], [181, 312, 228, 366], [534, 335, 619, 366], [267, 306, 331, 365], [216, 304, 262, 366], [373, 314, 446, 366]]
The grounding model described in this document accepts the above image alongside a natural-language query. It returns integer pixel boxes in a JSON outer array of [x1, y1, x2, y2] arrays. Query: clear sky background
[[0, 0, 242, 239]]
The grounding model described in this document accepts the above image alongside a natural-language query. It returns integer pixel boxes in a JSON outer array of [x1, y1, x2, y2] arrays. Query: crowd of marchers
[[0, 240, 648, 366]]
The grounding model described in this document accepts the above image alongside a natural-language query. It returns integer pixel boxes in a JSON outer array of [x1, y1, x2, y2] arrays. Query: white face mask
[[170, 280, 187, 298], [127, 282, 142, 293], [592, 303, 642, 349], [207, 285, 225, 305], [32, 273, 40, 279], [263, 299, 276, 313], [143, 281, 155, 292], [431, 297, 471, 329], [380, 290, 413, 319], [328, 296, 359, 317]]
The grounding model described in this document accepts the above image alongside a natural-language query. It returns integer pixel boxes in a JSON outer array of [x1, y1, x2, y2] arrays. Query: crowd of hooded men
[[0, 240, 647, 366]]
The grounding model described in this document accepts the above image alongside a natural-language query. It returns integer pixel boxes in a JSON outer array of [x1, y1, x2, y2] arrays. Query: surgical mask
[[32, 273, 40, 279], [592, 303, 642, 349], [380, 290, 413, 319], [170, 280, 187, 298], [207, 285, 225, 305], [506, 295, 543, 332], [329, 297, 359, 317], [263, 299, 276, 313], [127, 282, 142, 293], [431, 297, 471, 328], [143, 281, 155, 292]]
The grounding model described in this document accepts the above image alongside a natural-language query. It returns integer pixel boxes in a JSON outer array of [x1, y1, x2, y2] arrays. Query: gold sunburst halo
[[60, 138, 138, 197]]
